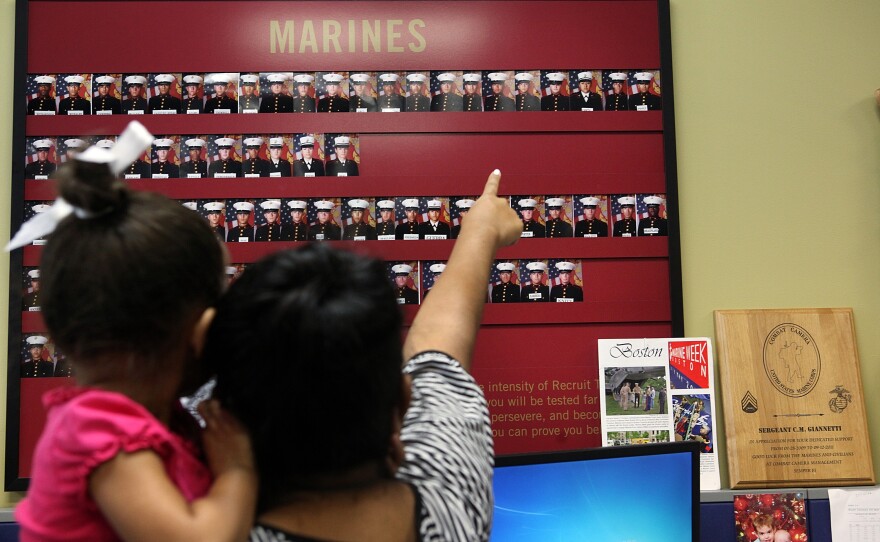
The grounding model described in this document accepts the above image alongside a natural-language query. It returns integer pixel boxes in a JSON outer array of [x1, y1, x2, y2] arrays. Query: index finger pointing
[[482, 169, 502, 197]]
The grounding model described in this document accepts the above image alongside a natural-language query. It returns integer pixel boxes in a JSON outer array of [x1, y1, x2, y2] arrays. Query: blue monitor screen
[[491, 443, 698, 542]]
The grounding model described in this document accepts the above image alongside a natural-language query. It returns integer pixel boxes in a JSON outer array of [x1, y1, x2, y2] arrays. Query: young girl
[[13, 124, 257, 542]]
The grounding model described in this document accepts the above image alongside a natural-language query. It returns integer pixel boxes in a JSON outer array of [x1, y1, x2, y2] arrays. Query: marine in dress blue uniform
[[430, 72, 463, 112], [308, 200, 342, 241], [326, 136, 359, 176], [491, 262, 521, 303], [58, 75, 91, 115], [550, 261, 583, 301], [514, 73, 540, 111], [604, 72, 629, 111], [540, 72, 570, 111], [462, 73, 483, 112], [450, 198, 475, 239], [93, 75, 121, 114], [628, 72, 662, 111], [255, 200, 284, 242], [317, 73, 349, 112], [281, 200, 309, 241], [208, 137, 242, 178], [569, 71, 603, 111], [260, 73, 294, 113], [637, 196, 668, 236], [24, 139, 56, 178], [404, 74, 430, 112], [517, 198, 545, 238], [204, 74, 238, 113], [182, 74, 204, 113], [292, 74, 317, 112], [613, 196, 638, 237], [520, 262, 550, 302], [485, 72, 515, 111], [378, 73, 406, 111], [147, 74, 181, 113], [574, 196, 608, 237], [121, 75, 148, 113], [227, 202, 255, 242], [392, 264, 419, 305], [28, 76, 56, 115], [180, 138, 208, 177], [544, 198, 573, 238], [293, 135, 324, 177], [151, 138, 179, 178], [342, 199, 377, 240], [242, 137, 270, 177]]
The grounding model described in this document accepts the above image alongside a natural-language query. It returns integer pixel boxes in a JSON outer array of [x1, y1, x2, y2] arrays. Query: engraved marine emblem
[[741, 391, 758, 413], [828, 385, 852, 413], [762, 323, 821, 398]]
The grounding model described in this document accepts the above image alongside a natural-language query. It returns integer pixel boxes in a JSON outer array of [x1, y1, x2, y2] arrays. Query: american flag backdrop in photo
[[540, 70, 571, 96], [147, 73, 182, 99], [394, 197, 429, 224], [567, 70, 602, 95], [259, 72, 293, 99], [490, 260, 521, 287], [349, 72, 378, 99], [20, 334, 57, 364], [196, 199, 227, 237], [448, 195, 479, 227], [636, 193, 667, 220], [340, 197, 376, 227], [510, 195, 546, 226], [207, 134, 241, 164], [386, 261, 419, 292], [92, 73, 122, 99], [323, 134, 360, 163], [278, 198, 310, 227], [25, 74, 57, 105], [306, 197, 342, 227], [225, 198, 257, 229], [181, 72, 205, 101], [548, 258, 584, 287], [404, 72, 429, 97], [150, 136, 180, 166], [56, 73, 91, 101], [293, 133, 325, 161], [573, 194, 609, 224], [518, 259, 549, 287], [481, 70, 514, 98], [315, 72, 349, 100], [421, 260, 447, 294], [25, 137, 56, 166], [180, 135, 207, 164], [253, 198, 281, 228], [429, 71, 463, 97], [609, 193, 637, 224]]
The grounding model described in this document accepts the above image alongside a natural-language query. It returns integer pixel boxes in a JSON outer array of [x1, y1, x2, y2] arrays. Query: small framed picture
[[225, 199, 257, 243], [147, 73, 182, 114], [254, 199, 284, 242], [238, 73, 261, 113], [181, 73, 205, 113], [429, 70, 463, 112], [519, 260, 550, 303], [388, 261, 420, 305], [341, 197, 377, 240], [150, 136, 180, 178], [280, 198, 309, 241], [204, 73, 239, 114], [490, 260, 521, 303], [547, 259, 584, 302], [574, 194, 610, 237], [733, 492, 808, 542], [24, 137, 57, 179], [483, 71, 515, 111], [610, 194, 638, 237], [92, 73, 123, 115], [57, 73, 91, 115], [121, 73, 148, 114], [511, 196, 546, 238], [293, 133, 325, 177], [316, 72, 349, 112], [258, 72, 294, 113], [198, 199, 228, 241], [543, 195, 574, 238], [513, 70, 541, 111], [395, 197, 425, 240], [208, 134, 242, 178], [291, 72, 317, 112], [26, 74, 57, 115], [421, 261, 447, 300], [636, 193, 668, 236], [403, 72, 430, 111], [449, 196, 477, 239], [377, 72, 405, 112], [307, 197, 343, 241], [21, 267, 41, 312], [348, 72, 378, 112], [540, 70, 571, 111], [568, 70, 603, 111], [324, 134, 360, 176], [375, 197, 397, 239]]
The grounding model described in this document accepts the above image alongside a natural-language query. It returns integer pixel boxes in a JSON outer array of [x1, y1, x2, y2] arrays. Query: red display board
[[6, 0, 681, 489]]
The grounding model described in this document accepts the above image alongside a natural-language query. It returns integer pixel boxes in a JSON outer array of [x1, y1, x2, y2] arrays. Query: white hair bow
[[6, 121, 154, 251]]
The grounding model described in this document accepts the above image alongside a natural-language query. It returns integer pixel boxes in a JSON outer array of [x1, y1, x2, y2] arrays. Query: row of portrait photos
[[25, 70, 662, 115], [24, 194, 668, 244], [24, 134, 360, 179], [20, 255, 583, 374]]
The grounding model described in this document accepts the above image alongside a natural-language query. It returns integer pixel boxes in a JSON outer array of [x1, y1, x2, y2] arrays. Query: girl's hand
[[199, 400, 255, 475]]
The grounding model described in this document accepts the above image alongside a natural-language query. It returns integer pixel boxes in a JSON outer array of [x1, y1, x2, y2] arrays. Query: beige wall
[[1, 0, 879, 505]]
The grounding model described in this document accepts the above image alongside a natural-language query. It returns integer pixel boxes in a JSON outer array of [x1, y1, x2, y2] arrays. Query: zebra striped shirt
[[249, 351, 494, 542]]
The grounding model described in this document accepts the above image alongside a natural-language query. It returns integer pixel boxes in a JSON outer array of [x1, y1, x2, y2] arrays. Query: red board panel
[[28, 1, 661, 72]]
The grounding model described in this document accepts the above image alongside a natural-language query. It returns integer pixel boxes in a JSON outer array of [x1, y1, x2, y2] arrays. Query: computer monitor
[[492, 441, 701, 542]]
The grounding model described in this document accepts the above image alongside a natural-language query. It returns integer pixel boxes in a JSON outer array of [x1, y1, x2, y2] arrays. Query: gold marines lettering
[[270, 19, 427, 54]]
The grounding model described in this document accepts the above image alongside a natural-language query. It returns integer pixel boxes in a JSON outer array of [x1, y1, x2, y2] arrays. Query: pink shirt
[[16, 387, 212, 541]]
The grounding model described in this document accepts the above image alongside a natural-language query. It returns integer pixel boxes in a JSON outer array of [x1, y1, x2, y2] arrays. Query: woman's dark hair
[[207, 244, 404, 510], [40, 159, 226, 375]]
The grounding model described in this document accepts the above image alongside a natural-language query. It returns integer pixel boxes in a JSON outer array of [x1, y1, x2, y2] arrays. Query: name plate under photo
[[714, 308, 875, 489]]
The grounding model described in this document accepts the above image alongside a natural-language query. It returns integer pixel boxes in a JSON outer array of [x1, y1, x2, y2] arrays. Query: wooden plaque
[[715, 309, 875, 488]]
